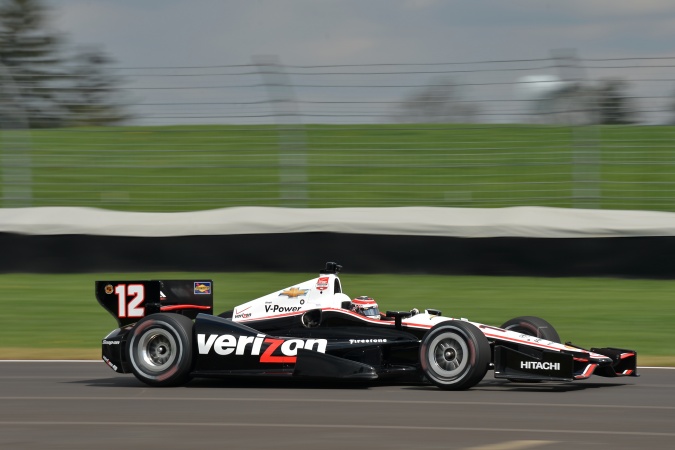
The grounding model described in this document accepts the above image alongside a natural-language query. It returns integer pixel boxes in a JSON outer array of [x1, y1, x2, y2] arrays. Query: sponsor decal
[[102, 340, 120, 345], [104, 284, 114, 295], [316, 277, 329, 291], [197, 333, 328, 363], [279, 287, 309, 298], [235, 306, 251, 314], [234, 306, 253, 319], [265, 304, 301, 313], [194, 282, 212, 294], [102, 355, 118, 372], [349, 338, 388, 344], [160, 291, 166, 300], [520, 361, 561, 371]]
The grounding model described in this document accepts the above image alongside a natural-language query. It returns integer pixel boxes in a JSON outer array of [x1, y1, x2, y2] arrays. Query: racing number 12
[[115, 284, 145, 318]]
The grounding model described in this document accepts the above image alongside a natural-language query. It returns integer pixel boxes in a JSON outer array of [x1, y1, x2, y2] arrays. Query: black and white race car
[[96, 262, 638, 390]]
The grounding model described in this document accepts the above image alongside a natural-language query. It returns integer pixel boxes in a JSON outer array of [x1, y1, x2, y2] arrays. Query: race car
[[95, 262, 638, 390]]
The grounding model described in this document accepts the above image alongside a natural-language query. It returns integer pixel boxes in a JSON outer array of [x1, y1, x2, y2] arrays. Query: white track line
[[0, 397, 673, 410], [0, 422, 673, 437], [0, 360, 99, 363], [465, 441, 555, 450]]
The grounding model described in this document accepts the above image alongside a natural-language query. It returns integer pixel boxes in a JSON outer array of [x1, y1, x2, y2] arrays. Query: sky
[[47, 0, 675, 66], [42, 0, 675, 124]]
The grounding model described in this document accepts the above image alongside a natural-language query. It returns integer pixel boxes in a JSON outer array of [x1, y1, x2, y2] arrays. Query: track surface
[[0, 362, 673, 450]]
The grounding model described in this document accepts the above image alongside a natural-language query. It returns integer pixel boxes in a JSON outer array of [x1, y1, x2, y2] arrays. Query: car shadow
[[68, 375, 634, 392], [68, 375, 371, 390], [402, 378, 635, 393]]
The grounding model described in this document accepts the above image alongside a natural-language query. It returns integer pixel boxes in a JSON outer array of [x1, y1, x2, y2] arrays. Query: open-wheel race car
[[96, 262, 638, 390]]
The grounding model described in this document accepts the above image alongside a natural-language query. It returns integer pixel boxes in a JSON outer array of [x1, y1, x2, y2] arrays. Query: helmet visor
[[362, 306, 380, 317]]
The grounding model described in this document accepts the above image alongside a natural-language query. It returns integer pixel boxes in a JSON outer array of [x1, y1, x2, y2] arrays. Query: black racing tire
[[419, 321, 491, 390], [500, 316, 561, 343], [500, 316, 560, 383], [126, 313, 194, 387]]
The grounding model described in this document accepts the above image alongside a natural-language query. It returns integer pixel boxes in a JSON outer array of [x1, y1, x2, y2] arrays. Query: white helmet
[[350, 296, 380, 319]]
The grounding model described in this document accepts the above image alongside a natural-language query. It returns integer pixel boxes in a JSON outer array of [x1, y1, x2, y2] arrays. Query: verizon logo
[[520, 361, 561, 371], [197, 333, 327, 363]]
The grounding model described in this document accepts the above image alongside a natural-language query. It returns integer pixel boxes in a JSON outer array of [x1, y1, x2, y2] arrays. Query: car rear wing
[[95, 280, 214, 327]]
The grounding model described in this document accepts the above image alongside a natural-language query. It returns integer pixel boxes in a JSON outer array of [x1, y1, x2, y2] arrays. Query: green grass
[[3, 124, 675, 211], [1, 272, 673, 364]]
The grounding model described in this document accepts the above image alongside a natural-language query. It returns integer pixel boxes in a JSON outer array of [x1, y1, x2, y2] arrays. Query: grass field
[[2, 124, 674, 365], [1, 272, 673, 365], [2, 124, 675, 211]]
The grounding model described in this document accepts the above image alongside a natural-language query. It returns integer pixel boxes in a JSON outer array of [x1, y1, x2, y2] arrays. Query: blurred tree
[[0, 0, 64, 127], [594, 78, 636, 125], [61, 48, 130, 126], [395, 77, 480, 123], [0, 0, 127, 128], [520, 78, 638, 125]]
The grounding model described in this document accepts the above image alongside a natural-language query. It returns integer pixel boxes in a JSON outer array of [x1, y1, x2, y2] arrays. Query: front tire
[[500, 316, 560, 383], [127, 313, 194, 387], [419, 321, 491, 390], [500, 316, 560, 343]]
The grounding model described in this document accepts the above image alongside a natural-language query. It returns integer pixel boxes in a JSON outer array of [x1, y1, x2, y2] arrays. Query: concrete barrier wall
[[2, 206, 674, 276], [2, 231, 674, 277]]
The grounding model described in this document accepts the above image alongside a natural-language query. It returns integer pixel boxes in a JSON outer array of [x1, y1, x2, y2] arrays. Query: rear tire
[[500, 316, 560, 343], [419, 321, 491, 390], [127, 313, 194, 387]]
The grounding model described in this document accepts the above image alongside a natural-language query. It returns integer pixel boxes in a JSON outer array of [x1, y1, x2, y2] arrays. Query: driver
[[350, 296, 381, 319], [350, 296, 420, 320]]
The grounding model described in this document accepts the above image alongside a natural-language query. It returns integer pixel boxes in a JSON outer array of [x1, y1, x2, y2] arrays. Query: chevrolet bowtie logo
[[279, 287, 309, 298]]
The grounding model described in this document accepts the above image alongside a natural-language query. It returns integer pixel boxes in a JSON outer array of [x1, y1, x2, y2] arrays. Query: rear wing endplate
[[95, 280, 214, 327]]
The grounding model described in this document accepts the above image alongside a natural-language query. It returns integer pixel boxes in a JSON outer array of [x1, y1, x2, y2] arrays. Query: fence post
[[552, 49, 600, 210], [254, 55, 308, 208], [0, 61, 33, 208]]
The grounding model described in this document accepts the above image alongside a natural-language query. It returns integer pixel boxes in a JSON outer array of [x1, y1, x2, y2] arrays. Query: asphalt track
[[0, 362, 673, 450]]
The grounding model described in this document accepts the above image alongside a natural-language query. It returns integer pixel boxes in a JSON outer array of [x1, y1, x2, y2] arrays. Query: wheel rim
[[136, 328, 177, 373], [427, 331, 469, 379]]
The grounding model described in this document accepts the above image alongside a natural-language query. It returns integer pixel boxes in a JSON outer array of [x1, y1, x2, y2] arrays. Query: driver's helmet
[[351, 296, 380, 319]]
